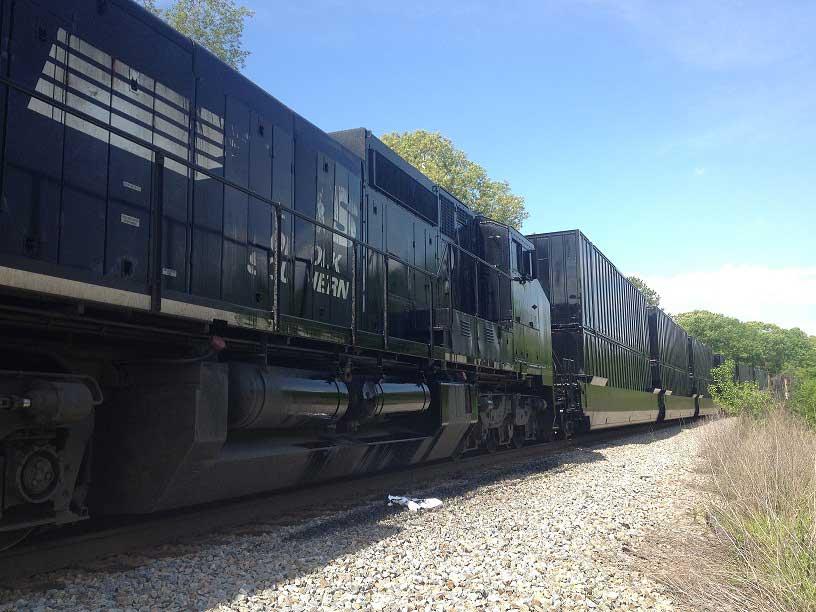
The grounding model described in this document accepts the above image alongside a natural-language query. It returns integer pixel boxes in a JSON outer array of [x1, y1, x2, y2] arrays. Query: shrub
[[710, 359, 775, 418], [789, 375, 816, 428]]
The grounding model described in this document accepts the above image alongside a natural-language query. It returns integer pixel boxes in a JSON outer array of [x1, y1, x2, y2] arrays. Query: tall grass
[[790, 377, 816, 429], [654, 411, 816, 611]]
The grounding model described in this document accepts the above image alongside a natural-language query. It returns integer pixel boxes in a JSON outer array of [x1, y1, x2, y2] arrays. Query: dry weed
[[648, 412, 816, 612]]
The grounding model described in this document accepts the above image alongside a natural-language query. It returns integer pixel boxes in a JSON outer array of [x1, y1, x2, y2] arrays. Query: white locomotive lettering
[[311, 270, 349, 300], [313, 245, 342, 273]]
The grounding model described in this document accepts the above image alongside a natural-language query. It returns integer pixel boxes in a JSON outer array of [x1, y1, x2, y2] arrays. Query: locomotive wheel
[[555, 412, 573, 440], [0, 527, 34, 552], [538, 412, 554, 442], [17, 448, 61, 504], [512, 426, 525, 449]]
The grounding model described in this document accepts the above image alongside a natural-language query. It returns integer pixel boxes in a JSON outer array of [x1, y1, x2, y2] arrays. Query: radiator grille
[[483, 324, 496, 344], [373, 151, 438, 224], [440, 195, 456, 238], [456, 207, 473, 226]]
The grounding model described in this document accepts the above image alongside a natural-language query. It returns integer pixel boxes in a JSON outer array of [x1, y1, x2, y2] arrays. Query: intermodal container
[[552, 327, 650, 392], [735, 362, 754, 383], [754, 366, 769, 390], [688, 336, 715, 396], [528, 230, 649, 356], [647, 307, 692, 396]]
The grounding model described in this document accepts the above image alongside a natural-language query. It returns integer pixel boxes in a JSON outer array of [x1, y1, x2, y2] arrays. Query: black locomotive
[[0, 0, 719, 542]]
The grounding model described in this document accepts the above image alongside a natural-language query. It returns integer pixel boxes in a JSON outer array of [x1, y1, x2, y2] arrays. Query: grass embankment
[[655, 363, 816, 611]]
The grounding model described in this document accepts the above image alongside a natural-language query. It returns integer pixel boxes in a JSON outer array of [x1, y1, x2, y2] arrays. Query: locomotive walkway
[[0, 421, 713, 611]]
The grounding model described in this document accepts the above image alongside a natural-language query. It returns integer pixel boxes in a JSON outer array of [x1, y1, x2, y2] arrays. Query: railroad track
[[0, 419, 692, 584]]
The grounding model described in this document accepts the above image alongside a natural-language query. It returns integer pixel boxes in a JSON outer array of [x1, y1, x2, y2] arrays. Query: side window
[[511, 239, 524, 274], [524, 250, 536, 280]]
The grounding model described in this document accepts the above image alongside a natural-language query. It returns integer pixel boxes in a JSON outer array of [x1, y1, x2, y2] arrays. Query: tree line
[[625, 278, 814, 378], [675, 311, 815, 375]]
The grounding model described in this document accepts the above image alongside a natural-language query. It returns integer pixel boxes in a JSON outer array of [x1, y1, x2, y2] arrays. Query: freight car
[[647, 307, 696, 420], [735, 362, 755, 383], [753, 366, 770, 390], [716, 356, 772, 393], [688, 336, 718, 416], [0, 0, 719, 546], [528, 230, 656, 431]]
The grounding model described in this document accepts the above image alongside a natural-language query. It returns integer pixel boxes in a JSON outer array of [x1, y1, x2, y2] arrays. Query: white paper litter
[[387, 495, 443, 512]]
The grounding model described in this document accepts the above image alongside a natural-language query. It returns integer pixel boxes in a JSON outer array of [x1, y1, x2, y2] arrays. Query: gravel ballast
[[1, 422, 711, 611]]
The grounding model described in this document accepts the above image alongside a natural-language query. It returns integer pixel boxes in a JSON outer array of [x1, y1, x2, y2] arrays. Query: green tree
[[744, 321, 812, 373], [675, 310, 814, 373], [789, 376, 816, 427], [380, 130, 528, 229], [141, 0, 254, 70], [627, 276, 661, 307], [786, 335, 816, 425], [675, 310, 763, 364]]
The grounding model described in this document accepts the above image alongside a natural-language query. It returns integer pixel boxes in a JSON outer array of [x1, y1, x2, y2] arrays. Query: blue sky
[[170, 0, 816, 331]]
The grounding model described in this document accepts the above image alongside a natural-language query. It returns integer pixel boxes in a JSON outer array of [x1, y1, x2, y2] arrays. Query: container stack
[[688, 336, 716, 398], [528, 230, 650, 391], [753, 366, 769, 390], [735, 361, 754, 383], [647, 307, 693, 396], [527, 230, 657, 428], [647, 307, 695, 419]]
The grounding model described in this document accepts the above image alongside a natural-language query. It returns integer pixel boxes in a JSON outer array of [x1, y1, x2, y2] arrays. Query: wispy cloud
[[586, 0, 814, 70], [640, 265, 816, 335], [580, 0, 816, 157], [669, 76, 816, 154]]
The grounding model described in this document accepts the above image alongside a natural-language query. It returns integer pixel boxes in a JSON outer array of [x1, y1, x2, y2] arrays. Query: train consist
[[0, 0, 720, 542]]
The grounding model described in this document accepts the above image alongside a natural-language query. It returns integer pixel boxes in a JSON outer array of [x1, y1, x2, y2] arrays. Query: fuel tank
[[228, 364, 349, 430], [352, 380, 431, 419]]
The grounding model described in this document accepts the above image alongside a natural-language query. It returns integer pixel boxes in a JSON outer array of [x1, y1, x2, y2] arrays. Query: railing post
[[428, 269, 434, 360], [149, 152, 165, 313], [351, 241, 357, 345], [273, 207, 282, 331], [383, 254, 388, 351]]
